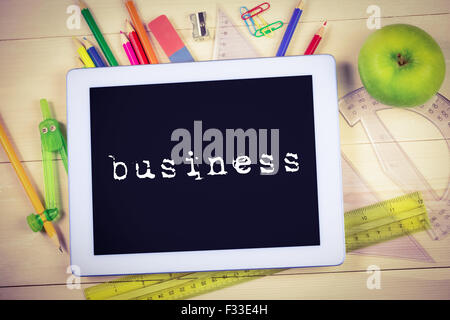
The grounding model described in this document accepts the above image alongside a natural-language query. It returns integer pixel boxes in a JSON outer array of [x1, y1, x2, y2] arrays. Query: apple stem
[[397, 53, 407, 66]]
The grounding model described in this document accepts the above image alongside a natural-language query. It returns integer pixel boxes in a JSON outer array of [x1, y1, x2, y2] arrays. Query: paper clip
[[241, 2, 270, 20], [254, 20, 283, 37], [240, 6, 257, 36], [254, 15, 274, 38], [240, 5, 273, 38]]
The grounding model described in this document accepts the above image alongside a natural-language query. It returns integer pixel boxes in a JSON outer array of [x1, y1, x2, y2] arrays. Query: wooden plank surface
[[1, 267, 448, 300], [0, 0, 449, 299], [0, 0, 449, 40]]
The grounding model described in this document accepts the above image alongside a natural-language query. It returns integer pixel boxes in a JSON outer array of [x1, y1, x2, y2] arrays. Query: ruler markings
[[84, 192, 430, 300]]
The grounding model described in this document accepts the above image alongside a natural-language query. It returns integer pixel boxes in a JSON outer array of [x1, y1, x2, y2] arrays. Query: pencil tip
[[72, 37, 80, 45], [59, 246, 63, 253], [81, 37, 93, 48], [323, 20, 327, 26], [120, 31, 128, 43], [125, 20, 134, 32], [78, 0, 87, 9]]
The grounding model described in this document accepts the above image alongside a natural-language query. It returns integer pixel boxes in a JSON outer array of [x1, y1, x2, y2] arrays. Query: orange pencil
[[124, 0, 159, 64], [0, 122, 62, 252]]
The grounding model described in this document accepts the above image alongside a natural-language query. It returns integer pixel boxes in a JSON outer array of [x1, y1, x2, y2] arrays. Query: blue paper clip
[[240, 6, 257, 36]]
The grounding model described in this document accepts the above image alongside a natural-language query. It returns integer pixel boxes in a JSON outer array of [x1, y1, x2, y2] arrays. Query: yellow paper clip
[[253, 15, 274, 38]]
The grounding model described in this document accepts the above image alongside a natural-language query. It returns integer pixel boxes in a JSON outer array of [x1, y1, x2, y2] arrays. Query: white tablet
[[67, 55, 345, 276]]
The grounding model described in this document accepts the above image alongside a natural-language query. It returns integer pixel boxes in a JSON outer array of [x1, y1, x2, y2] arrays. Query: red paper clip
[[241, 2, 270, 20]]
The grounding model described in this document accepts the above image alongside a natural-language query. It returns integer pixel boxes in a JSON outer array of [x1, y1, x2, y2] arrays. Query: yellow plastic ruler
[[84, 192, 430, 300], [345, 191, 430, 251], [84, 269, 283, 300], [339, 88, 450, 239]]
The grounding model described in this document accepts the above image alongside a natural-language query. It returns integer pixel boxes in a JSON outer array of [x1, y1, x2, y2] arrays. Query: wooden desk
[[0, 0, 449, 299]]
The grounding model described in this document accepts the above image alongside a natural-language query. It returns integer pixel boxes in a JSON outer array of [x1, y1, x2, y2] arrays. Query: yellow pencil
[[0, 121, 63, 253], [72, 37, 96, 68]]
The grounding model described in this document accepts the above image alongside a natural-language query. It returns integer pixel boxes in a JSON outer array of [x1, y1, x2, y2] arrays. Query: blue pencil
[[81, 37, 107, 67], [276, 0, 304, 57]]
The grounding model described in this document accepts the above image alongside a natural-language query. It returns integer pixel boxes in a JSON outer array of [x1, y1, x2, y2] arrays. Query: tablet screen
[[89, 75, 320, 255]]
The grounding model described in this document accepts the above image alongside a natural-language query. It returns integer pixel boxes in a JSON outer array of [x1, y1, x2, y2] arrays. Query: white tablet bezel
[[67, 55, 345, 276]]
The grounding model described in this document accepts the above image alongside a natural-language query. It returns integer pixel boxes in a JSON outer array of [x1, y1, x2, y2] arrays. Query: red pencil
[[126, 19, 148, 64], [304, 21, 327, 55]]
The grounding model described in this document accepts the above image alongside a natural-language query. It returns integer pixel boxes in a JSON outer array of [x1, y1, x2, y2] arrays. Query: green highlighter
[[27, 99, 68, 231]]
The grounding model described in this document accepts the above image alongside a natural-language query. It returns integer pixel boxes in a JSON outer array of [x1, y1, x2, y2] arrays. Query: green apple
[[358, 24, 446, 107]]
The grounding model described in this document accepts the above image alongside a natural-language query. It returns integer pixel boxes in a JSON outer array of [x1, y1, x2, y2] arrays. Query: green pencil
[[79, 0, 118, 66]]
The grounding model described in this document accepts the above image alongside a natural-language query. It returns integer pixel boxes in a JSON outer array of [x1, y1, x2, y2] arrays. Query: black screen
[[90, 75, 320, 255]]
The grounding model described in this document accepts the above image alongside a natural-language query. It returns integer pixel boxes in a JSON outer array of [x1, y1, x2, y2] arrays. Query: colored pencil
[[79, 0, 118, 66], [72, 37, 96, 68], [304, 21, 327, 55], [81, 37, 106, 67], [120, 31, 139, 65], [0, 122, 62, 252], [126, 19, 148, 65], [124, 0, 159, 64], [276, 0, 304, 57]]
